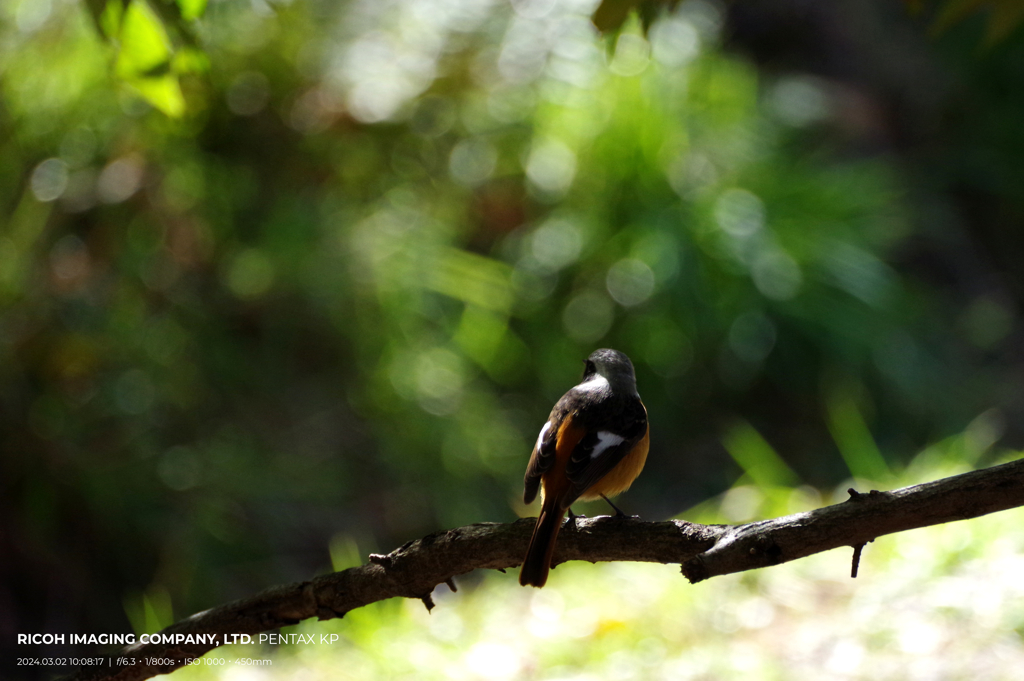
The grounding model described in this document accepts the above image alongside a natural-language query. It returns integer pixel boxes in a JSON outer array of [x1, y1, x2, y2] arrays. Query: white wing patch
[[534, 421, 551, 453], [590, 431, 625, 459]]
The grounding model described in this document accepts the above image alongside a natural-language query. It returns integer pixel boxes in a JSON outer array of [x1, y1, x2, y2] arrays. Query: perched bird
[[519, 348, 649, 587]]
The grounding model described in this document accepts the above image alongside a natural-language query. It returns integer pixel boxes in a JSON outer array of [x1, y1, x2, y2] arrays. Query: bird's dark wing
[[563, 399, 647, 502], [523, 407, 564, 504]]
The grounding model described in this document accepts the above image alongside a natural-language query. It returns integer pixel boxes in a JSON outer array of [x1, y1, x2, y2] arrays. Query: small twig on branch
[[65, 457, 1024, 681], [851, 543, 867, 578]]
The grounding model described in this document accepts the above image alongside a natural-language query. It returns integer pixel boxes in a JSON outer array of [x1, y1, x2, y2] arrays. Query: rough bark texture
[[65, 457, 1024, 681]]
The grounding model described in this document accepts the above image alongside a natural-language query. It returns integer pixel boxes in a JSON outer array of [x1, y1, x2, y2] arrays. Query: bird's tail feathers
[[519, 497, 565, 588]]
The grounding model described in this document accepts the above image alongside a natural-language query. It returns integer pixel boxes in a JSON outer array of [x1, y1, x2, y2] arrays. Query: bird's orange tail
[[519, 496, 565, 588]]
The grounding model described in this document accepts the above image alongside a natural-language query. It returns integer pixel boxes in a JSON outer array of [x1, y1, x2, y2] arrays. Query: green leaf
[[638, 0, 683, 31], [592, 0, 643, 34], [172, 46, 210, 74], [591, 0, 683, 34], [421, 247, 513, 314], [82, 0, 202, 116], [176, 0, 208, 22], [825, 386, 892, 481], [115, 0, 173, 79], [127, 73, 186, 117], [98, 0, 127, 39], [722, 421, 800, 488], [113, 1, 186, 117]]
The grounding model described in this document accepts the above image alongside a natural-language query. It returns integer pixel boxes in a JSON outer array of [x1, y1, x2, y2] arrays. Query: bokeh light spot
[[115, 369, 155, 415], [563, 290, 614, 343], [464, 641, 522, 681], [97, 155, 145, 204], [510, 265, 556, 304], [961, 295, 1013, 350], [341, 31, 437, 123], [449, 138, 498, 186], [61, 169, 98, 213], [525, 138, 576, 196], [15, 0, 52, 33], [49, 235, 90, 285], [727, 311, 777, 363], [770, 75, 830, 127], [411, 95, 457, 137], [752, 250, 801, 300], [498, 22, 549, 84], [31, 158, 69, 202], [158, 445, 202, 491], [511, 0, 556, 20], [714, 188, 764, 238], [651, 18, 700, 67], [721, 485, 764, 523], [226, 248, 276, 299], [161, 164, 206, 212], [415, 347, 466, 416], [606, 258, 656, 306], [530, 218, 583, 271], [822, 242, 895, 306]]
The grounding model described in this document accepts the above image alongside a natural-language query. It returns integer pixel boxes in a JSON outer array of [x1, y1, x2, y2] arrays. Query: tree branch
[[65, 457, 1024, 681]]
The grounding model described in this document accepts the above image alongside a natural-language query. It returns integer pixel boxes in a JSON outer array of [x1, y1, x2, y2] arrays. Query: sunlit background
[[3, 0, 1024, 677]]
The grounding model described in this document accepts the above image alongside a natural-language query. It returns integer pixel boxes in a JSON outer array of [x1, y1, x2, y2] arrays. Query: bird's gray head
[[581, 348, 637, 394]]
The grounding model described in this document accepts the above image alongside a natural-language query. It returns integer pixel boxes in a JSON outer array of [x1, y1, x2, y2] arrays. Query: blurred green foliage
[[909, 0, 1024, 45], [2, 0, 1024, 661]]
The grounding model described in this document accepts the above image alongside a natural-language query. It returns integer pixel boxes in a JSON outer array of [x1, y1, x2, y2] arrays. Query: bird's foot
[[600, 494, 629, 519], [566, 507, 587, 530]]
